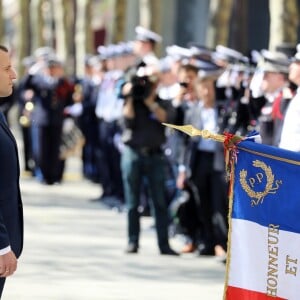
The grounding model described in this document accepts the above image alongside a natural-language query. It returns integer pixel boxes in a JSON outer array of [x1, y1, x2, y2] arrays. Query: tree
[[30, 0, 46, 51], [206, 0, 234, 47], [112, 0, 127, 43], [268, 0, 298, 51], [84, 0, 93, 54], [18, 0, 31, 76], [149, 0, 162, 55], [53, 0, 76, 75]]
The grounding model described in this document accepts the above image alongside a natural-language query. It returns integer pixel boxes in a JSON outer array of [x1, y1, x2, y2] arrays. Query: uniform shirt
[[141, 52, 159, 67], [95, 70, 124, 122], [158, 83, 180, 101], [197, 104, 217, 152], [279, 89, 300, 151]]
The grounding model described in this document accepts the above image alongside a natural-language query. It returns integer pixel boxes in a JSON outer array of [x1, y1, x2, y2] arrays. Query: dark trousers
[[121, 145, 170, 251], [97, 120, 123, 199], [21, 125, 33, 172], [38, 125, 64, 184], [0, 278, 6, 299], [192, 150, 228, 250], [81, 120, 100, 182]]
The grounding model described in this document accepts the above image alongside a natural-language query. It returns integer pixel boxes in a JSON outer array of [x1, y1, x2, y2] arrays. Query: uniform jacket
[[24, 74, 74, 126]]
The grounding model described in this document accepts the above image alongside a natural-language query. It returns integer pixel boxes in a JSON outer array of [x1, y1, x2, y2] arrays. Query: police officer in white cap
[[133, 26, 162, 68], [255, 49, 292, 146]]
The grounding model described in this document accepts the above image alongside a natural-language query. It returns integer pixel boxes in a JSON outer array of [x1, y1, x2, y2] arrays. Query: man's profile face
[[0, 50, 17, 97], [289, 61, 300, 86], [261, 72, 285, 93]]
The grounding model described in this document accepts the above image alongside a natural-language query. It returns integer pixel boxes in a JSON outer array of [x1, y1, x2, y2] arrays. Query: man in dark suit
[[0, 45, 24, 298]]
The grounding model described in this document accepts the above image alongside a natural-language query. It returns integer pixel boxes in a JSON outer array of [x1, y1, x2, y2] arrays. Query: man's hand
[[176, 171, 186, 190], [0, 251, 17, 277]]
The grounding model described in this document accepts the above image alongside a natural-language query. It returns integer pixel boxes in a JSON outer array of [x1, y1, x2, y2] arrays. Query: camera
[[131, 75, 153, 100], [128, 63, 159, 101]]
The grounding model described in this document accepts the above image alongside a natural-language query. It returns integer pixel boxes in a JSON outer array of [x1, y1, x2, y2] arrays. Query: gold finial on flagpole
[[163, 123, 226, 143]]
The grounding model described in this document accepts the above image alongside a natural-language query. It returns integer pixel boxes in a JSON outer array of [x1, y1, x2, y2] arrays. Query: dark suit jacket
[[0, 112, 23, 258]]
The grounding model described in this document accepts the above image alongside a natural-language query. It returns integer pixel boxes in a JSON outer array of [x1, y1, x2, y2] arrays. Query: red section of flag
[[226, 286, 287, 300]]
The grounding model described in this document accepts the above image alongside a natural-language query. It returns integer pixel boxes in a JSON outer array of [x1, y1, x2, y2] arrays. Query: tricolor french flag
[[224, 140, 300, 300]]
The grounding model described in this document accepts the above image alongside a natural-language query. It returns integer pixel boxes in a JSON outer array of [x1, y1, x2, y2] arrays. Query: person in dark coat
[[0, 45, 24, 298], [25, 57, 75, 184], [77, 55, 102, 182]]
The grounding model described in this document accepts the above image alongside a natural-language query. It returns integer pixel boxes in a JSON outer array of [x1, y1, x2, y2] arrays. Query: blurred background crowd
[[1, 0, 300, 259]]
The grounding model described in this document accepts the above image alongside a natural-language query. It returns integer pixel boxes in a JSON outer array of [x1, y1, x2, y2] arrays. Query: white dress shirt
[[279, 89, 300, 151]]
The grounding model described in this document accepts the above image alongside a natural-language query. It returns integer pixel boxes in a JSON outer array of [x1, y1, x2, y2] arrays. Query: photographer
[[120, 64, 179, 256]]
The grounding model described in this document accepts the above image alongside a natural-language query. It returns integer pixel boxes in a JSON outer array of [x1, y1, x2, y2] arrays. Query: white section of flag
[[228, 219, 300, 299]]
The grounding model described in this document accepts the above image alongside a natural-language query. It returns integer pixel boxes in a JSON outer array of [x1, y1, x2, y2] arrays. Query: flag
[[224, 139, 300, 300]]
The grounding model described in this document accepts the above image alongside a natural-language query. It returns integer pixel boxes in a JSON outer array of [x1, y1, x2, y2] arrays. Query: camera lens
[[179, 82, 188, 88]]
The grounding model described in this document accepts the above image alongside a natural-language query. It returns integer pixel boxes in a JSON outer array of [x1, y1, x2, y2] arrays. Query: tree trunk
[[30, 0, 45, 51], [62, 0, 76, 75], [206, 0, 234, 47], [76, 0, 90, 76], [149, 0, 162, 55], [53, 0, 66, 59], [18, 0, 31, 76], [268, 0, 298, 50], [112, 0, 127, 43], [84, 0, 93, 54], [139, 0, 162, 55], [139, 0, 151, 28]]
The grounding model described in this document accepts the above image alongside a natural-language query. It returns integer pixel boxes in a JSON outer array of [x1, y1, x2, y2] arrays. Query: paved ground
[[3, 129, 226, 300]]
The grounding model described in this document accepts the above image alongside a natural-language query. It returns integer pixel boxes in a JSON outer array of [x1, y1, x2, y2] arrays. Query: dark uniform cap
[[258, 49, 290, 73], [195, 58, 224, 79], [135, 26, 162, 43]]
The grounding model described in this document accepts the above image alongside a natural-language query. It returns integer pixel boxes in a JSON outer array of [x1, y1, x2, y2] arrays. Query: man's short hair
[[0, 45, 8, 53]]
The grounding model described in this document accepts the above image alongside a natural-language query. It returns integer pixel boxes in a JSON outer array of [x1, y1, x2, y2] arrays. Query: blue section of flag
[[232, 140, 300, 233]]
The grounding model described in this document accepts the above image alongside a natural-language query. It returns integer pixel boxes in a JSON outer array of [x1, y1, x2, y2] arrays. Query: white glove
[[64, 103, 83, 117]]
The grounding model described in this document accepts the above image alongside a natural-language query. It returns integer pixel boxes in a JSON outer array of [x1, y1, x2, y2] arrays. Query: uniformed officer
[[25, 56, 75, 184], [253, 49, 292, 146], [94, 44, 124, 205]]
